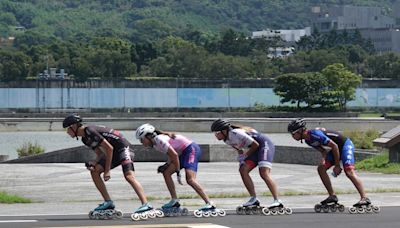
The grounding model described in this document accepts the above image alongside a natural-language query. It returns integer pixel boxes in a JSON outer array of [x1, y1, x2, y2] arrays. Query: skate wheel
[[148, 210, 156, 219], [89, 211, 96, 219], [349, 207, 357, 214], [139, 212, 148, 219], [330, 205, 337, 212], [285, 208, 293, 215], [194, 210, 202, 218], [115, 210, 123, 219], [236, 206, 244, 215], [338, 205, 345, 212], [97, 213, 105, 219], [218, 209, 226, 217], [182, 208, 189, 216], [314, 204, 322, 213], [157, 210, 165, 217], [365, 207, 373, 213], [322, 206, 330, 213], [277, 209, 285, 215], [131, 213, 140, 221], [210, 211, 218, 217], [105, 211, 113, 219], [262, 207, 271, 216], [357, 207, 365, 214], [244, 207, 252, 215], [271, 210, 278, 216], [203, 211, 210, 217], [372, 206, 380, 213]]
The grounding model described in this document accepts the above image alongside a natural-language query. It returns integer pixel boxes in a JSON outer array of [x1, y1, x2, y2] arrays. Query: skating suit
[[153, 134, 201, 172], [82, 125, 135, 172], [224, 128, 275, 169], [305, 129, 355, 170]]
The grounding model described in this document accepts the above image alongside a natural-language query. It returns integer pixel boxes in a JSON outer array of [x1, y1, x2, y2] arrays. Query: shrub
[[343, 129, 380, 149], [17, 141, 45, 158]]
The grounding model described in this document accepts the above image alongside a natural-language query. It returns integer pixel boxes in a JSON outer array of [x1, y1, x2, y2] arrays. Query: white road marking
[[0, 220, 37, 223]]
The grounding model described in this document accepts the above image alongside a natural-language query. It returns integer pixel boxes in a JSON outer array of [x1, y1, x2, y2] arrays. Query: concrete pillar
[[389, 144, 400, 163]]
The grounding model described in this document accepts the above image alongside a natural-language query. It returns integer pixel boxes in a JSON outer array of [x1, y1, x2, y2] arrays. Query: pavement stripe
[[42, 224, 230, 228], [0, 220, 37, 223]]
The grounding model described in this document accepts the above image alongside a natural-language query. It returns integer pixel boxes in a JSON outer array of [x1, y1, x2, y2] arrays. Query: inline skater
[[211, 119, 291, 216], [135, 123, 225, 217], [63, 114, 162, 220], [288, 118, 380, 214]]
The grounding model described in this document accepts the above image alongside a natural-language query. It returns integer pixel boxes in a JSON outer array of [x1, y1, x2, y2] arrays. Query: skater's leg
[[162, 163, 178, 199], [185, 169, 210, 203], [259, 167, 279, 200], [344, 168, 367, 199], [317, 164, 335, 196], [91, 164, 111, 201], [239, 164, 257, 197], [124, 170, 148, 204]]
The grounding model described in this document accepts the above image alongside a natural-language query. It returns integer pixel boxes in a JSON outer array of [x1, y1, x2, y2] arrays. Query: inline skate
[[193, 202, 226, 218], [88, 200, 123, 220], [236, 198, 292, 216], [131, 203, 164, 221], [348, 198, 380, 214], [160, 199, 189, 217], [261, 199, 293, 216], [314, 195, 345, 213]]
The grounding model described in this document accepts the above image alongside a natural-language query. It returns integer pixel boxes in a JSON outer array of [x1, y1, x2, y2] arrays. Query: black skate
[[160, 201, 189, 217], [236, 199, 263, 215], [314, 195, 345, 213], [348, 198, 380, 214], [89, 201, 123, 220]]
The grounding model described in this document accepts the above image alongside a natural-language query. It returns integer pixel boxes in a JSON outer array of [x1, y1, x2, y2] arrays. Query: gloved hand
[[176, 170, 183, 185], [157, 162, 170, 173]]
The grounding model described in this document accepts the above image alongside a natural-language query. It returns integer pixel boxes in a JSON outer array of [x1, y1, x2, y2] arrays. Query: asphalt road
[[0, 207, 398, 228]]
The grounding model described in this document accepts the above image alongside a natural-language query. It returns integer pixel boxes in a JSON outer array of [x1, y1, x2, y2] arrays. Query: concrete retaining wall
[[3, 145, 377, 166], [0, 117, 398, 133]]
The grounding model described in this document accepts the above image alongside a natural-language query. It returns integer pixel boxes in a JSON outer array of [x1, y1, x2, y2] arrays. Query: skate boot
[[314, 195, 345, 213], [89, 200, 123, 220], [131, 203, 164, 221], [194, 202, 226, 218], [262, 199, 293, 216], [160, 199, 188, 217], [349, 197, 380, 214], [236, 197, 262, 215]]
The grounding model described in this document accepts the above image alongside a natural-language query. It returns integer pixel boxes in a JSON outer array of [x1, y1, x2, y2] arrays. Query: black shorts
[[98, 146, 135, 173]]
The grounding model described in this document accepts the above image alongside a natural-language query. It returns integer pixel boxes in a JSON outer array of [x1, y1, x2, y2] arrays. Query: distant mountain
[[0, 0, 394, 42]]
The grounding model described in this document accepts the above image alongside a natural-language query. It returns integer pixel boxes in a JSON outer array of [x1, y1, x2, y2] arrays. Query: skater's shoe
[[94, 200, 115, 211], [320, 195, 338, 205], [353, 197, 371, 207], [242, 197, 260, 207], [135, 203, 153, 213], [268, 199, 283, 209], [161, 199, 180, 209], [198, 202, 216, 211]]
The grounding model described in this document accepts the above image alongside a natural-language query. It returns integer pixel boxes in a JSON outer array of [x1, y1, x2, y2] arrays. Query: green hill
[[0, 0, 394, 42]]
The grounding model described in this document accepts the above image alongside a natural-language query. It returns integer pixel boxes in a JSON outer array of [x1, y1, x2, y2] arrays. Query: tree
[[321, 63, 362, 109], [0, 50, 31, 81]]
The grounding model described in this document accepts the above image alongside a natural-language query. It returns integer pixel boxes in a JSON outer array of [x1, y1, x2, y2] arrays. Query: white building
[[252, 27, 311, 42]]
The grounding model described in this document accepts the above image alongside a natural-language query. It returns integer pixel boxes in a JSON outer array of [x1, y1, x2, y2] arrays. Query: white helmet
[[135, 123, 155, 139]]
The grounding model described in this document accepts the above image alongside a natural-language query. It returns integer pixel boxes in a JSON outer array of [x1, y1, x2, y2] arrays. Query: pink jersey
[[153, 134, 193, 155]]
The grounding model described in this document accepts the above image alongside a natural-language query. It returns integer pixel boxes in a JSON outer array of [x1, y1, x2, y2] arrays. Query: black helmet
[[63, 114, 82, 128], [211, 119, 231, 132], [287, 118, 306, 133]]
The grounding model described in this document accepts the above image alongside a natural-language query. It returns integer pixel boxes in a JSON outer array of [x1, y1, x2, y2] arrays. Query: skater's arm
[[166, 147, 180, 172], [244, 140, 259, 157], [327, 140, 342, 175], [99, 140, 114, 181]]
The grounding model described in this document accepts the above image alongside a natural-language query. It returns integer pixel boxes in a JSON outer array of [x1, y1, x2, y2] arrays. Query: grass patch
[[0, 191, 32, 204], [356, 151, 400, 174]]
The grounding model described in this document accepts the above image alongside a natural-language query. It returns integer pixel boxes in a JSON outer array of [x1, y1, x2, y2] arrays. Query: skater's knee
[[186, 177, 197, 186]]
